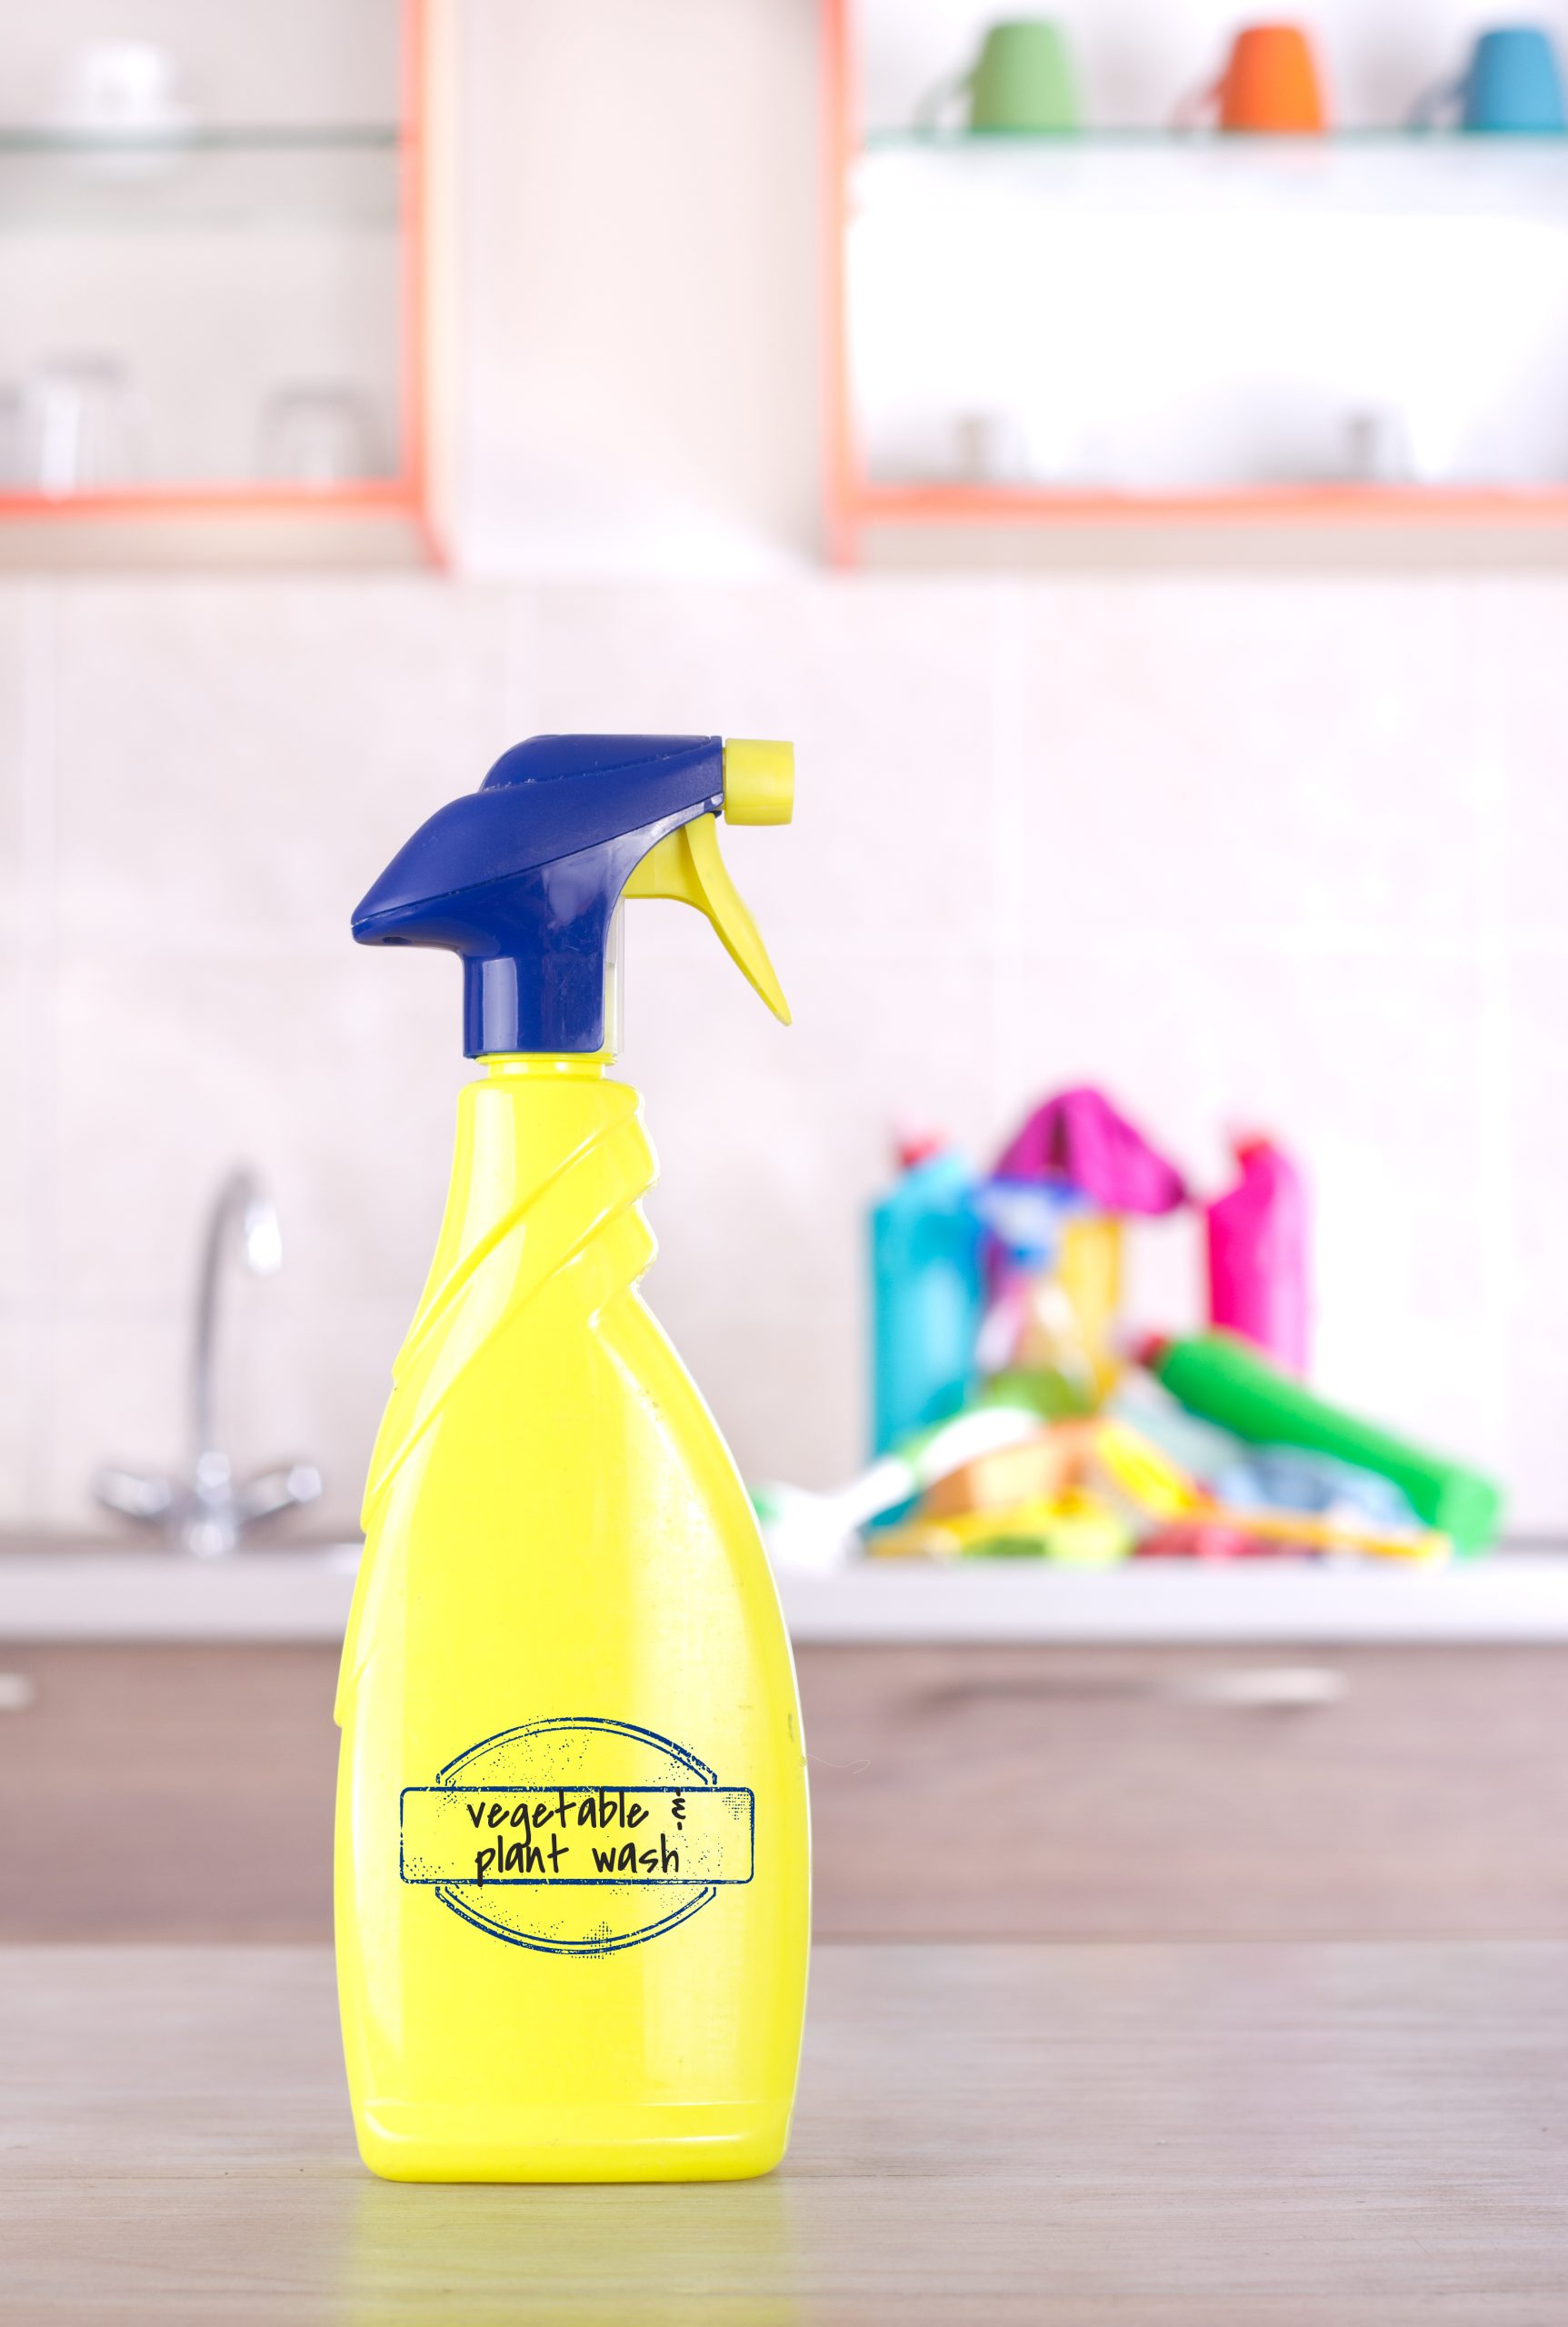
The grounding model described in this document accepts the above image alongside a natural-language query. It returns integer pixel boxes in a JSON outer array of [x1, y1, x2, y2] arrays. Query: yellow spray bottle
[[335, 734, 808, 2182]]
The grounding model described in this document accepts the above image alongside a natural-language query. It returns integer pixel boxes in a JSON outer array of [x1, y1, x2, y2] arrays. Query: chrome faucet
[[95, 1169, 323, 1556]]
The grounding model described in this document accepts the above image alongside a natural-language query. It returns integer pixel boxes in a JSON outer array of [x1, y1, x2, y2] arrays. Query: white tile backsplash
[[0, 1323, 28, 1523], [618, 939, 992, 1487], [534, 580, 1003, 948], [54, 581, 514, 953], [1007, 577, 1485, 944], [50, 946, 455, 1316], [1497, 944, 1568, 1529], [0, 588, 40, 941], [1485, 578, 1568, 945], [5, 571, 1567, 1533], [0, 954, 32, 1323]]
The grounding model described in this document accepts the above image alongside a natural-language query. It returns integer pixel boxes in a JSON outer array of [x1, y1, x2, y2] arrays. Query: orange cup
[[1188, 23, 1329, 134]]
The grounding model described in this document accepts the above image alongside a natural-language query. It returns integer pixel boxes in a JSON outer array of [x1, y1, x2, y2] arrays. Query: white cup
[[61, 41, 187, 134], [22, 356, 144, 495], [1343, 406, 1413, 486], [952, 409, 1033, 486], [257, 385, 380, 486]]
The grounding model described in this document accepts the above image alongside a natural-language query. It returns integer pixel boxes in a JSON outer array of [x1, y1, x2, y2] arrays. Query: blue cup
[[1414, 25, 1568, 133]]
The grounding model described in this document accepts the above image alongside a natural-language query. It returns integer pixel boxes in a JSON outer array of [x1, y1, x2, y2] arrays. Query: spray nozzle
[[351, 734, 794, 1056]]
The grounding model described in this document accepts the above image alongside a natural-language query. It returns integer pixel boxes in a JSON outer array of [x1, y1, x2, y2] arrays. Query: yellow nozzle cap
[[723, 738, 794, 825]]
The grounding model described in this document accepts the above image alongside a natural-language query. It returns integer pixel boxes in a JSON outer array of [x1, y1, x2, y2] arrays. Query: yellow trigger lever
[[623, 743, 794, 1024], [624, 815, 791, 1024]]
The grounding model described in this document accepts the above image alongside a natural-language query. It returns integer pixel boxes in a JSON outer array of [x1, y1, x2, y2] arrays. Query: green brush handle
[[1147, 1331, 1503, 1554]]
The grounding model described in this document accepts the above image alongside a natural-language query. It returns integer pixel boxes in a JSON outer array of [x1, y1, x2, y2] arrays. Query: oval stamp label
[[400, 1716, 753, 1955]]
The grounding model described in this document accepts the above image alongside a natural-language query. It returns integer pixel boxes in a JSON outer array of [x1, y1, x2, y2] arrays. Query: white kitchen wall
[[0, 5, 1564, 1537], [1, 567, 1564, 1535], [447, 0, 822, 574]]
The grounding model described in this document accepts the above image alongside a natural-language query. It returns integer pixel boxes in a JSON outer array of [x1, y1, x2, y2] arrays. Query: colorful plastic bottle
[[335, 734, 810, 2182], [1142, 1329, 1503, 1555], [1205, 1135, 1309, 1374], [870, 1140, 983, 1456], [989, 1086, 1187, 1402]]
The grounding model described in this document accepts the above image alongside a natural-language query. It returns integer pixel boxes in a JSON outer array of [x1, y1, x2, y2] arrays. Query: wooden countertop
[[3, 1942, 1564, 2322]]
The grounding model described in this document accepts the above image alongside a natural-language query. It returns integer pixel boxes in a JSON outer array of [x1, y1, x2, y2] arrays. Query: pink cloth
[[992, 1086, 1187, 1217]]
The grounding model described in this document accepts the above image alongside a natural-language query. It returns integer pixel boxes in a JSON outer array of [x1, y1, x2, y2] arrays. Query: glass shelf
[[854, 127, 1568, 219], [848, 123, 1568, 494], [865, 127, 1568, 146], [0, 125, 400, 150], [839, 2, 1568, 544], [0, 125, 403, 231]]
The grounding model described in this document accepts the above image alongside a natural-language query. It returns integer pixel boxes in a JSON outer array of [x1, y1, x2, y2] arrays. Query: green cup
[[967, 20, 1080, 133]]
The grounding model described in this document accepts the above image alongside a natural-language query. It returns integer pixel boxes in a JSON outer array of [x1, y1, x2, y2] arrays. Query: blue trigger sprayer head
[[353, 733, 794, 1057]]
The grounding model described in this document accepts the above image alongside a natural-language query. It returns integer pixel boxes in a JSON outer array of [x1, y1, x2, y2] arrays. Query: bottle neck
[[415, 1048, 644, 1315], [476, 1052, 614, 1083], [364, 1049, 655, 1528]]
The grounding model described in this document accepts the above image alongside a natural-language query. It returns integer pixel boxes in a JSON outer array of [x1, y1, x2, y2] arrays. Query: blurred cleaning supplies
[[974, 1177, 1094, 1402], [756, 1403, 1043, 1572], [874, 1483, 1134, 1564], [1189, 1508, 1446, 1561], [1210, 1443, 1419, 1530], [987, 1087, 1186, 1400], [1108, 1373, 1246, 1483], [994, 1085, 1186, 1216], [1178, 23, 1329, 133], [338, 734, 807, 2183], [862, 1402, 1443, 1566], [1044, 1213, 1124, 1395], [845, 1079, 1481, 1571], [1136, 1517, 1282, 1561], [1085, 1413, 1437, 1556], [923, 1416, 1096, 1520], [1142, 1329, 1503, 1553], [919, 19, 1080, 134], [1413, 25, 1567, 134], [1205, 1134, 1308, 1373], [871, 1138, 984, 1454], [1092, 1415, 1208, 1522], [1135, 1513, 1443, 1562]]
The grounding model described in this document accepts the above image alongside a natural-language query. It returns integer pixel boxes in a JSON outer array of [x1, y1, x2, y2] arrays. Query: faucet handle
[[94, 1467, 176, 1525], [235, 1463, 324, 1526]]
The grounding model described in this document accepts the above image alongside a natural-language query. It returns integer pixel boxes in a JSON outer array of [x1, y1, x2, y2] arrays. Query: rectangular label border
[[399, 1784, 755, 1886]]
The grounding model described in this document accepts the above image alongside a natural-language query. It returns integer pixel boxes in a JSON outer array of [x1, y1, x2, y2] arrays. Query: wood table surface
[[3, 1942, 1565, 2325]]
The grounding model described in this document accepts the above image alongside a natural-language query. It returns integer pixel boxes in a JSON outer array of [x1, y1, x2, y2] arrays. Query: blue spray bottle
[[869, 1136, 984, 1456]]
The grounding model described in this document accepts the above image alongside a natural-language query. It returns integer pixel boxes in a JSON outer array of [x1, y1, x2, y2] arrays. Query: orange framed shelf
[[0, 482, 414, 518], [0, 0, 434, 564], [823, 0, 1568, 564], [854, 482, 1568, 527]]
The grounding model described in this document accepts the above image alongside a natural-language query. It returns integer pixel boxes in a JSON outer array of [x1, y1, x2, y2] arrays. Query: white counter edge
[[5, 1548, 1568, 1645]]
